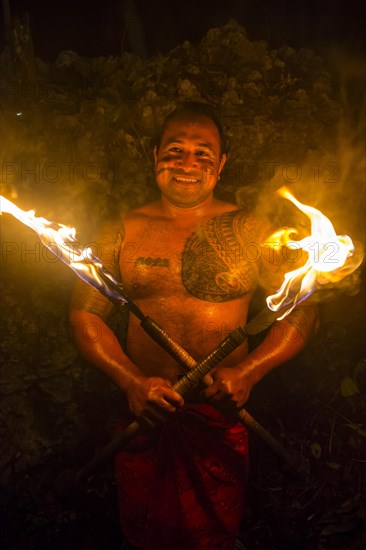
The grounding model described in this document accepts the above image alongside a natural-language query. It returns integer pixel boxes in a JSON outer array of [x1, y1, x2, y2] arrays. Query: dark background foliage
[[0, 4, 365, 549]]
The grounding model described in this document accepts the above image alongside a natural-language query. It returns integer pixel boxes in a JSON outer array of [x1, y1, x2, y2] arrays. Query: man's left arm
[[204, 211, 318, 408]]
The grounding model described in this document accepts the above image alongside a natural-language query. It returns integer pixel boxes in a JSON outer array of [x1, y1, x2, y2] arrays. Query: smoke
[[240, 142, 364, 304]]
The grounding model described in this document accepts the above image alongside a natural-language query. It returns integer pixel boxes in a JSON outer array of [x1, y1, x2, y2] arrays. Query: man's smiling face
[[154, 114, 226, 208]]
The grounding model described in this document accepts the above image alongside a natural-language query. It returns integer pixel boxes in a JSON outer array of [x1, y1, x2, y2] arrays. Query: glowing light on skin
[[1, 191, 362, 322]]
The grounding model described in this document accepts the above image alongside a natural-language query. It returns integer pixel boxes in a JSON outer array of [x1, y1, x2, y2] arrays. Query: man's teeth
[[174, 176, 199, 183]]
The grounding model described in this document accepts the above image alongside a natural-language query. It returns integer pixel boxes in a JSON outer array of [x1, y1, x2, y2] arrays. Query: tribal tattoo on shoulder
[[181, 211, 260, 302], [70, 219, 124, 319]]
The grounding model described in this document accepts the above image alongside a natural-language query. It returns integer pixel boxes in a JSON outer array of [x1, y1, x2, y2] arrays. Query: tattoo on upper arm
[[282, 304, 318, 340], [70, 219, 125, 319], [289, 304, 318, 326]]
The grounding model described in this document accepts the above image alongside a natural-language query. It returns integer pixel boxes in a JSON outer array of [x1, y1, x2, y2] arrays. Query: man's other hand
[[202, 366, 253, 410], [126, 376, 184, 427]]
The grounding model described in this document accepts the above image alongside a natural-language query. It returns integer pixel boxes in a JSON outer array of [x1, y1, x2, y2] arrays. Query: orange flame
[[267, 187, 363, 319], [0, 195, 126, 304]]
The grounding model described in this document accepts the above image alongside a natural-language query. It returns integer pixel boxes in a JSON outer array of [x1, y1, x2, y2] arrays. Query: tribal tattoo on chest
[[181, 211, 260, 302]]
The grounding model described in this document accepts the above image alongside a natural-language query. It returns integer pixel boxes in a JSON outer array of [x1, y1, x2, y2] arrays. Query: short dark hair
[[154, 102, 228, 156]]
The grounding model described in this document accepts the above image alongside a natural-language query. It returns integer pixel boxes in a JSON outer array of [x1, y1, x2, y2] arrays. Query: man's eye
[[196, 150, 210, 157], [169, 147, 182, 153]]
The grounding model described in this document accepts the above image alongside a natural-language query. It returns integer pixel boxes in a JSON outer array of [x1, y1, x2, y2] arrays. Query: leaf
[[354, 359, 366, 378], [340, 376, 360, 397], [310, 442, 322, 459], [346, 423, 366, 438], [321, 520, 358, 536], [326, 461, 341, 470]]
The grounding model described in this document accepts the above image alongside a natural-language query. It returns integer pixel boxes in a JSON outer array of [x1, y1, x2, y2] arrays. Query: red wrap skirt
[[115, 404, 249, 550]]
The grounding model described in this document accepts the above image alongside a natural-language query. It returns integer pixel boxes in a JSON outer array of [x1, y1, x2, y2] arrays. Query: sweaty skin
[[70, 115, 317, 427]]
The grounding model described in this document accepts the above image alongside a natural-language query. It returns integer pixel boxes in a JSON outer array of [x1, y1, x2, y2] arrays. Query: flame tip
[[267, 187, 359, 313]]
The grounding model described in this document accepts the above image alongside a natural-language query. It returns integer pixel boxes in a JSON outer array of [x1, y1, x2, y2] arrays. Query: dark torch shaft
[[71, 271, 309, 478], [76, 312, 309, 482], [139, 316, 197, 370], [77, 327, 246, 481]]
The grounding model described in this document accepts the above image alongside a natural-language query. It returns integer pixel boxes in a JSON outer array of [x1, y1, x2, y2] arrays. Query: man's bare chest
[[119, 213, 260, 303]]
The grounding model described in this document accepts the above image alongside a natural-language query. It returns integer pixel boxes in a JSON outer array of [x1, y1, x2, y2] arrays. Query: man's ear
[[218, 154, 227, 175], [153, 146, 158, 167]]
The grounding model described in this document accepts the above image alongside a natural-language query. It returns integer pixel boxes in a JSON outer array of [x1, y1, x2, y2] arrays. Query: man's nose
[[176, 151, 198, 170]]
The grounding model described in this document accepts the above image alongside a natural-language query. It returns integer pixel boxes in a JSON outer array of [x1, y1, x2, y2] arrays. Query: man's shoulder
[[124, 200, 162, 221], [211, 199, 239, 215], [120, 200, 271, 240], [210, 205, 271, 235], [94, 206, 150, 235]]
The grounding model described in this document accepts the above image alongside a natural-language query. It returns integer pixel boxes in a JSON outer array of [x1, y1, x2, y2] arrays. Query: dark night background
[[0, 1, 365, 549], [1, 0, 365, 59]]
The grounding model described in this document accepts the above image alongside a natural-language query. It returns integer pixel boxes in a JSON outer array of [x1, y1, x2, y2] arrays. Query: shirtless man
[[70, 102, 316, 550]]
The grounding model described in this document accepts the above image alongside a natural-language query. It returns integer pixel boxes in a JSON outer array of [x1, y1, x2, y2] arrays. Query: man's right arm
[[69, 220, 183, 425], [70, 309, 184, 426]]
